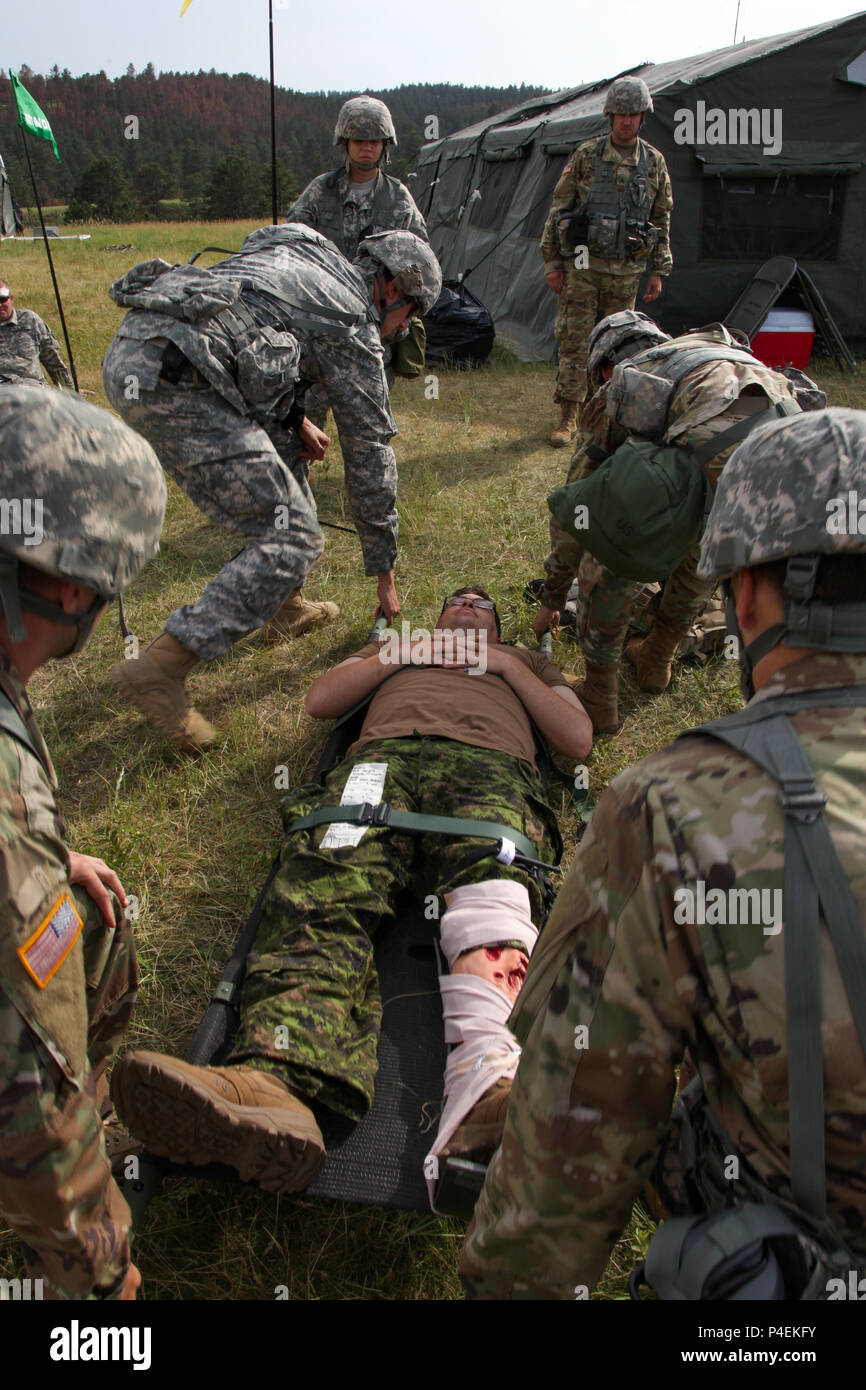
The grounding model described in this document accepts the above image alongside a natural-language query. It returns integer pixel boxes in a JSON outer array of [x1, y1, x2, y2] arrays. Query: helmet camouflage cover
[[0, 384, 166, 610], [356, 231, 443, 315], [587, 309, 670, 385], [699, 408, 866, 581], [334, 96, 397, 147], [604, 76, 654, 115]]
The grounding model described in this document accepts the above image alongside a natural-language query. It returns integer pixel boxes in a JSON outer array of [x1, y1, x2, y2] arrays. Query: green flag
[[10, 70, 60, 161]]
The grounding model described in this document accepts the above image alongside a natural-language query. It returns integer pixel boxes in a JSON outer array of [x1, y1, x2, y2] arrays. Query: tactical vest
[[633, 685, 866, 1301], [315, 169, 407, 261], [561, 140, 656, 260], [606, 329, 800, 439], [111, 225, 376, 424]]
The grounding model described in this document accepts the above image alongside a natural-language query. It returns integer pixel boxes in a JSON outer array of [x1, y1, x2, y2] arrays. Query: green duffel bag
[[390, 315, 427, 379], [548, 436, 711, 582]]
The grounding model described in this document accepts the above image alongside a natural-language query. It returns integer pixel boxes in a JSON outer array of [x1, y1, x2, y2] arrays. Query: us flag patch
[[18, 893, 83, 988]]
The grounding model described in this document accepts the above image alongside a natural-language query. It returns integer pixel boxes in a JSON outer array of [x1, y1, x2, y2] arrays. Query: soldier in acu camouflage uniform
[[0, 385, 166, 1300], [0, 280, 72, 389], [287, 96, 430, 430], [534, 311, 809, 734], [102, 223, 441, 751], [111, 590, 591, 1192], [461, 407, 866, 1299], [287, 96, 428, 266], [541, 76, 673, 448]]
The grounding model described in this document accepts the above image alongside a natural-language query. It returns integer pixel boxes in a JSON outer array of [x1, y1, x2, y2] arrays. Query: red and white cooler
[[750, 308, 815, 371]]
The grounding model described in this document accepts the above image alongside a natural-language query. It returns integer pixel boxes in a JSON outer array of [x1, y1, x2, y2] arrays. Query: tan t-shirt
[[346, 643, 570, 770]]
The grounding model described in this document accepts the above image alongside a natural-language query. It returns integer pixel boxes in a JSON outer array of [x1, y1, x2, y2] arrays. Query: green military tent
[[411, 11, 866, 358]]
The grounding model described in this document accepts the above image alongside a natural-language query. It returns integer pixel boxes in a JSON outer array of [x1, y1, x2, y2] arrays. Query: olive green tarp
[[412, 12, 866, 359]]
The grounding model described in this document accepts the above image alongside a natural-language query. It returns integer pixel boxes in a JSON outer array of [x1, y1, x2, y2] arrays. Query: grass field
[[0, 222, 863, 1300]]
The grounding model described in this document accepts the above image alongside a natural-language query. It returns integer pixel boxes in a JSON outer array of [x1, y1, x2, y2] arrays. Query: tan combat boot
[[549, 402, 577, 448], [110, 631, 218, 751], [572, 660, 621, 736], [110, 1052, 326, 1193], [442, 1077, 513, 1160], [625, 617, 687, 694], [261, 588, 340, 645]]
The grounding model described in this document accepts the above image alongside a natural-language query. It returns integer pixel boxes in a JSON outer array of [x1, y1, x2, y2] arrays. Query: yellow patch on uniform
[[17, 893, 83, 988]]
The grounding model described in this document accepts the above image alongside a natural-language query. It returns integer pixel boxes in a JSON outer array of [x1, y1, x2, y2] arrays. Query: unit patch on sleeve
[[18, 893, 84, 988]]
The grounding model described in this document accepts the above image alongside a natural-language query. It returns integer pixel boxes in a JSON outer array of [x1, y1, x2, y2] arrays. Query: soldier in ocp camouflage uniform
[[111, 590, 591, 1192], [102, 223, 441, 751], [541, 77, 673, 448], [0, 385, 166, 1299], [0, 280, 72, 389], [534, 312, 806, 734], [460, 408, 866, 1299]]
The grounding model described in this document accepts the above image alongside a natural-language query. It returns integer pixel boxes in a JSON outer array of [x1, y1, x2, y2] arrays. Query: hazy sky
[[5, 1, 865, 92]]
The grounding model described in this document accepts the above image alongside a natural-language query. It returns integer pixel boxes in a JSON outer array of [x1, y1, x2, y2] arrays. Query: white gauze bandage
[[424, 880, 538, 1207]]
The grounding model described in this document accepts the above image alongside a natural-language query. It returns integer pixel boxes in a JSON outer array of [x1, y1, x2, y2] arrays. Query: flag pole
[[269, 0, 278, 223], [18, 127, 79, 392]]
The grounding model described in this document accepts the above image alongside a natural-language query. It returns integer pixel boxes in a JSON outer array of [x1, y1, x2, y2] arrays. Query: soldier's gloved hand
[[532, 606, 559, 642], [297, 416, 330, 462], [67, 850, 127, 927], [377, 572, 400, 623], [546, 270, 565, 295]]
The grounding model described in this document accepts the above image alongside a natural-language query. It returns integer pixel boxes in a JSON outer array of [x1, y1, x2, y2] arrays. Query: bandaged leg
[[425, 880, 538, 1207]]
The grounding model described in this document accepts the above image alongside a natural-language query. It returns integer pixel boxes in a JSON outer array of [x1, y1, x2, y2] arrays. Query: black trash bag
[[423, 280, 494, 369]]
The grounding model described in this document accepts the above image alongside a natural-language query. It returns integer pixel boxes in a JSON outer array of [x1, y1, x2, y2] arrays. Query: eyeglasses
[[0, 292, 11, 302], [444, 595, 495, 611]]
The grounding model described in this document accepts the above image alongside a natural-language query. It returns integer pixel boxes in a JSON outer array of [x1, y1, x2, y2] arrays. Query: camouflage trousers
[[228, 736, 559, 1123], [575, 540, 716, 667], [103, 337, 324, 661], [554, 267, 641, 405]]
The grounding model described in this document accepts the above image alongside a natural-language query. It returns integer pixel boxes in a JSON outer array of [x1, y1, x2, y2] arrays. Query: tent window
[[842, 48, 866, 84], [518, 155, 569, 239], [469, 158, 526, 229], [702, 173, 846, 261]]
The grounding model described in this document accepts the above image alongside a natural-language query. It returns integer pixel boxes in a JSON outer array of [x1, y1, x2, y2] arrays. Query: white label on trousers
[[319, 763, 388, 849]]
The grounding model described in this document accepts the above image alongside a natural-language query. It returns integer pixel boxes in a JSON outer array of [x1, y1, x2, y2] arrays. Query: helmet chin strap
[[0, 556, 103, 656], [723, 581, 785, 701], [724, 555, 866, 701]]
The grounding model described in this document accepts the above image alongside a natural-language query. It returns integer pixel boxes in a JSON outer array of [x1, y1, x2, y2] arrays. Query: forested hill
[[0, 66, 544, 218]]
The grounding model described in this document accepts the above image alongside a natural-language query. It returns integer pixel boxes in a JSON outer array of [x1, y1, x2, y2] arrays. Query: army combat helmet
[[604, 76, 653, 116], [0, 384, 166, 653], [587, 309, 670, 387], [698, 407, 866, 691], [356, 231, 443, 317], [334, 95, 397, 168]]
